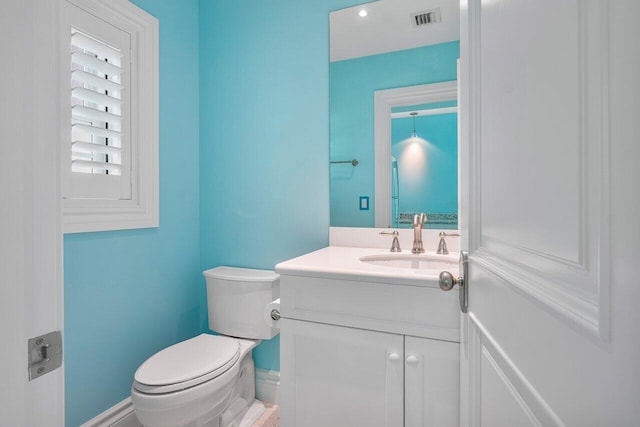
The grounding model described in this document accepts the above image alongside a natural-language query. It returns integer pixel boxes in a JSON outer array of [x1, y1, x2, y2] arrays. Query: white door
[[280, 319, 404, 427], [458, 1, 640, 426], [0, 0, 64, 425]]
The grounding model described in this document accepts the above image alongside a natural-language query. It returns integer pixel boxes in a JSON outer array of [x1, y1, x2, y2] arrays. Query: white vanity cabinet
[[280, 320, 404, 427], [276, 251, 461, 427], [281, 319, 459, 427]]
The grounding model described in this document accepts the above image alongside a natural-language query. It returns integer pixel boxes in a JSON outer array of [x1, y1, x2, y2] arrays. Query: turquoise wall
[[198, 0, 365, 371], [330, 42, 460, 227], [63, 0, 201, 425]]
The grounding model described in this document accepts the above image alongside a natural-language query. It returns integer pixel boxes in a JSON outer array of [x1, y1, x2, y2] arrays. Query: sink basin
[[359, 253, 457, 272]]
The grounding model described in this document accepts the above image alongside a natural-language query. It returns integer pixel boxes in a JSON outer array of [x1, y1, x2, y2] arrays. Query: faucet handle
[[379, 230, 401, 252], [436, 232, 460, 255], [439, 231, 460, 237]]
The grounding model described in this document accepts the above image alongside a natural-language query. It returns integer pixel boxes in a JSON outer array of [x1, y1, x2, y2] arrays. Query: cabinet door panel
[[405, 336, 460, 427], [281, 319, 404, 427]]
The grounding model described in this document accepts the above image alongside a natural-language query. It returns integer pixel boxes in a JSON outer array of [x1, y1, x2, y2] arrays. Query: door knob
[[439, 251, 469, 313], [438, 271, 461, 291]]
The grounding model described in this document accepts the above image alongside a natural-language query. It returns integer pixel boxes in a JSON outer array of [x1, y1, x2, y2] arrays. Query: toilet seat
[[133, 334, 240, 394]]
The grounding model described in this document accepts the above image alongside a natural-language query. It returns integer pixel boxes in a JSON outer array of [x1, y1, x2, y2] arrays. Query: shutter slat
[[71, 50, 122, 77], [72, 123, 122, 140], [72, 87, 122, 110], [72, 159, 122, 173], [71, 32, 122, 63], [72, 105, 121, 127], [72, 141, 122, 156], [72, 69, 122, 94]]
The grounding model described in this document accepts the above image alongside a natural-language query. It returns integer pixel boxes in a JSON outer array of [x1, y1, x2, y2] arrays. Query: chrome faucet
[[411, 213, 427, 254]]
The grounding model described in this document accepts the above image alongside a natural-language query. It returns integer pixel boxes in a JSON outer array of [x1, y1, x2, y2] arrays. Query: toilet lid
[[134, 334, 240, 394]]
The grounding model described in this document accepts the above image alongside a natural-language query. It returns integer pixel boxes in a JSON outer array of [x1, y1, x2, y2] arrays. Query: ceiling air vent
[[411, 8, 441, 27]]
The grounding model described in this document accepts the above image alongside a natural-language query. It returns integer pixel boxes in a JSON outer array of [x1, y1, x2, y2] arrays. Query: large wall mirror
[[329, 0, 460, 229]]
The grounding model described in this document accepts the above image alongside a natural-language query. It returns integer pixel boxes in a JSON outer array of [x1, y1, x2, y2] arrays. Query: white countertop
[[275, 246, 459, 288]]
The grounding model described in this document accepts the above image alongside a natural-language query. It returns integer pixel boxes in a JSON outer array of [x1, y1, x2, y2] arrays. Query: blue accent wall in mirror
[[390, 104, 458, 228]]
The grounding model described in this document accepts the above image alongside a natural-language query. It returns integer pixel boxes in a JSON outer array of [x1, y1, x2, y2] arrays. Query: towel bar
[[330, 159, 358, 166]]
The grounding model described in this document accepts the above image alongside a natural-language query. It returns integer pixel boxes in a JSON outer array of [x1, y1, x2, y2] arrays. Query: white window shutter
[[66, 17, 131, 199], [61, 0, 158, 233]]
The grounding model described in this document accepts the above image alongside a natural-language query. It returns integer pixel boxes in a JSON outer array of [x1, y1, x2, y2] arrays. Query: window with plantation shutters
[[69, 28, 130, 199], [61, 0, 158, 233]]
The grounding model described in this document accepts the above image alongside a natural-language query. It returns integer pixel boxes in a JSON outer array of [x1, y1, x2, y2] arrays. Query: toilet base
[[224, 400, 265, 427], [218, 351, 264, 427], [191, 400, 264, 427]]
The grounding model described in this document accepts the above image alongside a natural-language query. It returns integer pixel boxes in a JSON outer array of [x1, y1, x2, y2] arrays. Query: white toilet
[[131, 267, 280, 427]]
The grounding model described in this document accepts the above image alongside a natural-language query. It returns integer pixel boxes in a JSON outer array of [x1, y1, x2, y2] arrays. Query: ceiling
[[330, 0, 460, 62]]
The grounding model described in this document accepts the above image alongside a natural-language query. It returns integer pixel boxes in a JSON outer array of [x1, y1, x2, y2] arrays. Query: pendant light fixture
[[410, 112, 418, 138]]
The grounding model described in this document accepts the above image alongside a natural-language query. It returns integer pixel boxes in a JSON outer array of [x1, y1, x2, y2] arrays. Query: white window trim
[[61, 0, 159, 233]]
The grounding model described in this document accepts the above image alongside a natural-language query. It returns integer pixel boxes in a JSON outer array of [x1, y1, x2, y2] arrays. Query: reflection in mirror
[[329, 0, 460, 229], [374, 81, 457, 229], [391, 103, 458, 229]]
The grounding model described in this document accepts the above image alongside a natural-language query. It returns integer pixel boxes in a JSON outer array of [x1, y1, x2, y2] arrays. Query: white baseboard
[[80, 397, 139, 427], [81, 369, 281, 426], [255, 368, 281, 405]]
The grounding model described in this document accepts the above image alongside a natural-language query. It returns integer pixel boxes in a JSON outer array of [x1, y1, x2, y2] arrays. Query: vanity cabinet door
[[405, 336, 460, 427], [280, 319, 404, 427]]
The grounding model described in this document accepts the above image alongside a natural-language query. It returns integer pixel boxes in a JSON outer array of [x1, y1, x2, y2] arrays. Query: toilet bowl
[[131, 267, 280, 427]]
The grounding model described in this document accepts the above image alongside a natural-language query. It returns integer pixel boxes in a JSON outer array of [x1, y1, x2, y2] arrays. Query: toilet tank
[[203, 266, 280, 340]]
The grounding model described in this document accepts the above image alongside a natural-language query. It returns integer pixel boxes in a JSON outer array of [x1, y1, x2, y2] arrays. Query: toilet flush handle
[[270, 309, 281, 321]]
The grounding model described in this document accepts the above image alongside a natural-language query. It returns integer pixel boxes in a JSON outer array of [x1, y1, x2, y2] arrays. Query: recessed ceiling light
[[358, 9, 368, 18]]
